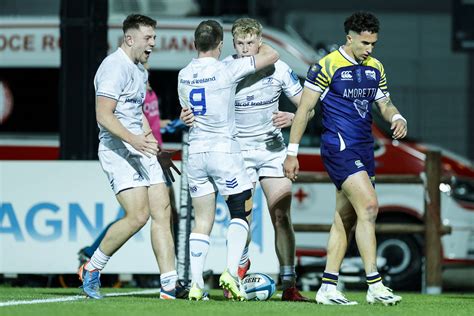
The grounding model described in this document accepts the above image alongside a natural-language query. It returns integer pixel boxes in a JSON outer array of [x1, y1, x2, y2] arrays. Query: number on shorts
[[189, 88, 206, 115]]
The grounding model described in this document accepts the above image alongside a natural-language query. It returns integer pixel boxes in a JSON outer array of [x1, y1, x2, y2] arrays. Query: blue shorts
[[321, 144, 375, 190]]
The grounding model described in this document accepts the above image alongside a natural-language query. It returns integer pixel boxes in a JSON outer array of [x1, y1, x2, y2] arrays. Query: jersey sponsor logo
[[353, 99, 369, 118], [343, 88, 377, 99], [355, 160, 364, 168], [341, 70, 353, 80], [125, 97, 144, 104], [306, 63, 322, 82], [365, 70, 376, 80]]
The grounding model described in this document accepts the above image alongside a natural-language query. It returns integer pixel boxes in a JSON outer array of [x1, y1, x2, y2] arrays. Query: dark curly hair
[[344, 11, 379, 34]]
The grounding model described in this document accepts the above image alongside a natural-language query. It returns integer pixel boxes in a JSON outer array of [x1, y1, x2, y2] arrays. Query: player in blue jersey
[[284, 11, 406, 306]]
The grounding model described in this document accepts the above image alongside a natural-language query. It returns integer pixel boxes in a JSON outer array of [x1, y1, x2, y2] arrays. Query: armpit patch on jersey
[[307, 63, 322, 82]]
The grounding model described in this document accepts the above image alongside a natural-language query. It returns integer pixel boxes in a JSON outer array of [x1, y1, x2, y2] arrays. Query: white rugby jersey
[[222, 56, 302, 150], [178, 56, 256, 154], [94, 48, 148, 149]]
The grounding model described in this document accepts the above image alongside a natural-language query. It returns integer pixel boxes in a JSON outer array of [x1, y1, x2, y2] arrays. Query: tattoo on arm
[[378, 97, 398, 121]]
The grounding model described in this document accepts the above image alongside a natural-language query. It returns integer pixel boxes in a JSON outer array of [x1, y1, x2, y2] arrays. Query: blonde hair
[[232, 18, 262, 39]]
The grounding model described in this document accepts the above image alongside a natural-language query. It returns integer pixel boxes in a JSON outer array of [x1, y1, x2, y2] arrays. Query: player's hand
[[157, 150, 181, 183], [272, 111, 295, 128], [283, 155, 299, 181], [391, 119, 407, 140], [129, 131, 159, 157], [180, 108, 195, 127]]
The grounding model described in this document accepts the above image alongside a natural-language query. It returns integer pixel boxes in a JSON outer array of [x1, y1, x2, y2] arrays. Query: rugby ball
[[242, 273, 276, 301]]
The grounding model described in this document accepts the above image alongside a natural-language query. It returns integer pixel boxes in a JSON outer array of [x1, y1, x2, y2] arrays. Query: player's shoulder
[[364, 56, 385, 72], [96, 50, 130, 80], [273, 59, 292, 72], [222, 54, 238, 63], [317, 50, 340, 66]]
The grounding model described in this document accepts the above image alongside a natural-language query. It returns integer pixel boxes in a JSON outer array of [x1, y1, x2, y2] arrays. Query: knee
[[272, 208, 291, 228], [130, 211, 150, 229], [151, 204, 171, 223], [361, 200, 378, 223], [226, 189, 252, 222]]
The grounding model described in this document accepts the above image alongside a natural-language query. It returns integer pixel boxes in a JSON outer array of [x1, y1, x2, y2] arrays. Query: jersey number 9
[[189, 88, 206, 115]]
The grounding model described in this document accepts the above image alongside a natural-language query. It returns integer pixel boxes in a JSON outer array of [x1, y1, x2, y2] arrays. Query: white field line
[[0, 289, 161, 307]]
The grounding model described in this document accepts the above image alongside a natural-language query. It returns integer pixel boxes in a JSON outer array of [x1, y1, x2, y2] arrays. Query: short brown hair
[[122, 14, 157, 33], [194, 20, 223, 52], [232, 18, 262, 39]]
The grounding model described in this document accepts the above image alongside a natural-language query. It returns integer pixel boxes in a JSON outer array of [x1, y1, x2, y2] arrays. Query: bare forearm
[[378, 97, 400, 122], [289, 88, 319, 144], [289, 107, 310, 144]]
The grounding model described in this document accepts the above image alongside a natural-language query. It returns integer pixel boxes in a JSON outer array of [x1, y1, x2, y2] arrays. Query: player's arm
[[272, 92, 302, 129], [180, 107, 195, 127], [283, 87, 321, 181], [375, 96, 407, 140], [254, 43, 279, 71], [96, 95, 158, 156], [142, 108, 160, 149]]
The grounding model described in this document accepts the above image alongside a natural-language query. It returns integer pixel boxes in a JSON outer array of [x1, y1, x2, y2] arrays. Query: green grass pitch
[[1, 287, 473, 316]]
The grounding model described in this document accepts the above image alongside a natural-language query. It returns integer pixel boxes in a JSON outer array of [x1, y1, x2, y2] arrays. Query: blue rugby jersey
[[304, 47, 389, 151]]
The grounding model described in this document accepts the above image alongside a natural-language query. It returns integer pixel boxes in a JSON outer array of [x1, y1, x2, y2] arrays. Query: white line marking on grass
[[0, 289, 161, 307]]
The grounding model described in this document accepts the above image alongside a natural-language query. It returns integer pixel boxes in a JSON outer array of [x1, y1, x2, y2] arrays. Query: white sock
[[226, 218, 249, 278], [367, 272, 383, 289], [160, 270, 178, 292], [85, 248, 110, 271], [239, 246, 249, 267], [320, 271, 339, 292], [189, 233, 210, 289]]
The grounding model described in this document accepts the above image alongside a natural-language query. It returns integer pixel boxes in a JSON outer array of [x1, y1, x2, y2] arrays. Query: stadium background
[[1, 0, 473, 298]]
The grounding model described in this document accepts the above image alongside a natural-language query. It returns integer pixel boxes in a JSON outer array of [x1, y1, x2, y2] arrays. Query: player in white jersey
[[181, 18, 311, 301], [78, 14, 179, 300], [178, 20, 279, 301]]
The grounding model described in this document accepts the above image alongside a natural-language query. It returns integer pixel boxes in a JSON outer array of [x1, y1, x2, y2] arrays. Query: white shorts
[[98, 147, 166, 194], [187, 152, 253, 198], [241, 147, 286, 183]]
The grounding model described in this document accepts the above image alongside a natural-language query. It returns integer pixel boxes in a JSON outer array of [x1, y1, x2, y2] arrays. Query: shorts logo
[[365, 70, 376, 80], [226, 178, 238, 189], [133, 172, 144, 181], [191, 251, 202, 257], [341, 71, 353, 80], [353, 99, 369, 118], [355, 160, 364, 168], [247, 95, 254, 101], [190, 186, 198, 193]]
